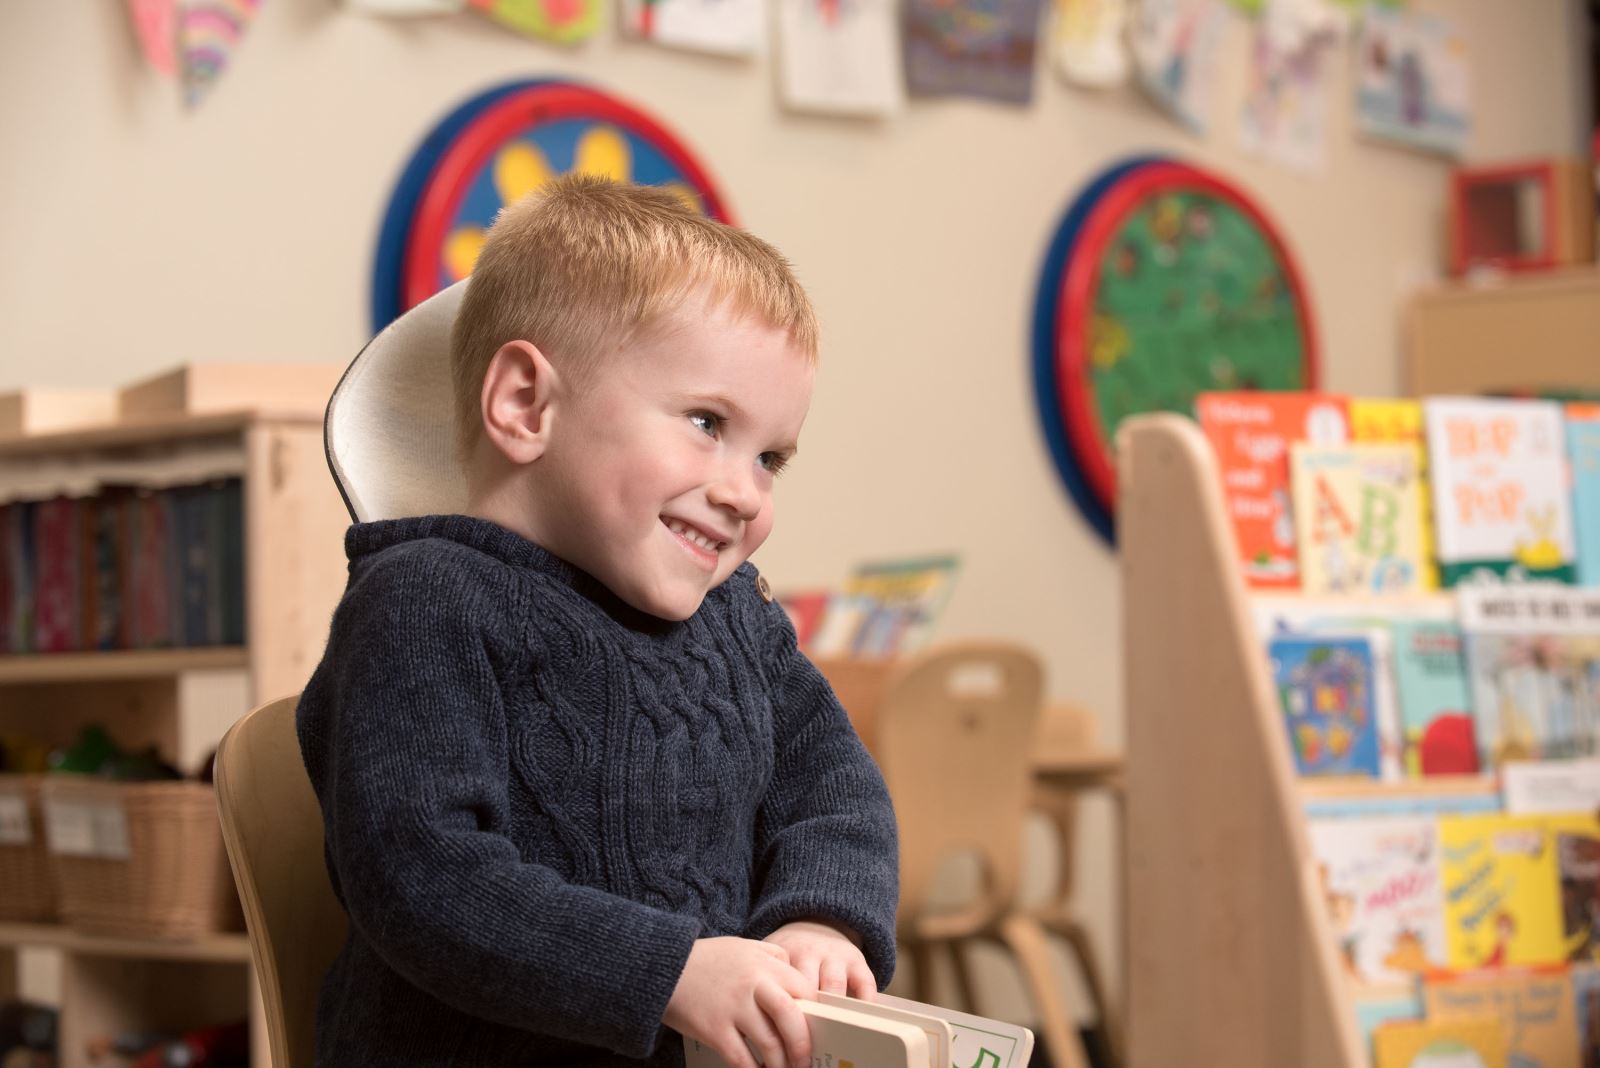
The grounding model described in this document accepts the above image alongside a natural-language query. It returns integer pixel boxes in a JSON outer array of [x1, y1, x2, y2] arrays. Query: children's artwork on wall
[[127, 0, 178, 75], [776, 0, 904, 117], [465, 0, 602, 43], [344, 0, 463, 12], [178, 0, 261, 106], [902, 0, 1047, 105], [370, 80, 732, 332], [1129, 0, 1226, 134], [1050, 0, 1129, 89], [1355, 6, 1470, 157], [1032, 157, 1318, 543], [619, 0, 766, 55], [1237, 0, 1339, 173]]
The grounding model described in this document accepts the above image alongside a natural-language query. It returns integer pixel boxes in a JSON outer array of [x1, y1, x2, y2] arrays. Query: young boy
[[296, 176, 899, 1068]]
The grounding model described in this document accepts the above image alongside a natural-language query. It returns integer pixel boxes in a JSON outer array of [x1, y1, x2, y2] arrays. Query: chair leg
[[997, 914, 1092, 1068], [907, 940, 938, 1006], [1061, 920, 1121, 1068], [947, 939, 981, 1016]]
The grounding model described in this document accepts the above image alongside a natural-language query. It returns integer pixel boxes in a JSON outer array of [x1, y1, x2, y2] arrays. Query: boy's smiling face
[[527, 294, 814, 621]]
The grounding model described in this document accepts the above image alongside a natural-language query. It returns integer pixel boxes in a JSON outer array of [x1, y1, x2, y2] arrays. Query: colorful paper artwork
[[466, 0, 603, 44], [776, 0, 904, 117], [620, 0, 766, 55], [344, 0, 464, 12], [127, 0, 178, 75], [1238, 0, 1340, 173], [178, 0, 261, 106], [902, 0, 1047, 105], [1050, 0, 1129, 88], [1129, 0, 1226, 133], [1355, 6, 1470, 157]]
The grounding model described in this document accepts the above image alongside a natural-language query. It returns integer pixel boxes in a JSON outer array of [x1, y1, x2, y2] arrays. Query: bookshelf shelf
[[0, 647, 249, 684], [0, 923, 252, 964], [0, 400, 350, 1068]]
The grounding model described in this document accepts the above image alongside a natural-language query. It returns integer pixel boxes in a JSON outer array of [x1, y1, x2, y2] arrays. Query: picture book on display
[[1438, 815, 1568, 969], [1423, 397, 1577, 586], [1570, 405, 1600, 589], [1309, 815, 1449, 985], [1424, 967, 1579, 1068], [1268, 633, 1385, 778], [1457, 587, 1600, 766], [684, 993, 1033, 1068], [1351, 397, 1441, 589], [793, 556, 961, 660], [1290, 441, 1430, 595], [1391, 621, 1479, 776], [1195, 391, 1351, 589], [1372, 1016, 1508, 1068]]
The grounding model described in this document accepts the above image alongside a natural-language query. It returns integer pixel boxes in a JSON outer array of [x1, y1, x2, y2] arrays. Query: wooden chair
[[213, 694, 347, 1068], [1030, 704, 1122, 1066], [877, 642, 1093, 1068]]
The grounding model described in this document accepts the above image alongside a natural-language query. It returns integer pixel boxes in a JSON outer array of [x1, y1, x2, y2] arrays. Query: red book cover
[[33, 496, 81, 653], [1195, 392, 1351, 590], [129, 490, 174, 648], [777, 590, 832, 651], [78, 496, 99, 651]]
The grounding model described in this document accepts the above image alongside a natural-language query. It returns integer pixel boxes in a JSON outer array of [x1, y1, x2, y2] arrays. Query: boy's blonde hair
[[450, 175, 819, 458]]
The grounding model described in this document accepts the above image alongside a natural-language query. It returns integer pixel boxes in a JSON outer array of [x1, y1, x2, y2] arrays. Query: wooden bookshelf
[[0, 401, 349, 1068]]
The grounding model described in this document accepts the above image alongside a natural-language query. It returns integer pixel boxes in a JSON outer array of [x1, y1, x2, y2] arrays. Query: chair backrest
[[214, 694, 347, 1068], [324, 279, 469, 522], [876, 642, 1043, 940]]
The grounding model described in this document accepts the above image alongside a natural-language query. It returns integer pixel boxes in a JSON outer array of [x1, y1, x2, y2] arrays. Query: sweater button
[[756, 575, 773, 602]]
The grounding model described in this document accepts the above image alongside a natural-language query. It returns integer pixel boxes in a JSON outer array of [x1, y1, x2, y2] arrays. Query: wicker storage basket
[[41, 777, 243, 940], [0, 774, 58, 922]]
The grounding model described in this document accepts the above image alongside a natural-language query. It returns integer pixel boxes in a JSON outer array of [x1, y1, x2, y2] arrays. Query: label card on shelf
[[0, 794, 30, 845], [44, 797, 131, 860]]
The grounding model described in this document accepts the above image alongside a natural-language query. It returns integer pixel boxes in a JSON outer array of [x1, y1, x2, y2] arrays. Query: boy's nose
[[708, 466, 761, 521]]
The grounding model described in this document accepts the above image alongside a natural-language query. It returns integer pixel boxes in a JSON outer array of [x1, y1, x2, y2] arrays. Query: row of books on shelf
[[0, 479, 244, 655], [1259, 587, 1600, 780], [1196, 391, 1600, 593], [775, 556, 960, 660], [1309, 784, 1600, 1067]]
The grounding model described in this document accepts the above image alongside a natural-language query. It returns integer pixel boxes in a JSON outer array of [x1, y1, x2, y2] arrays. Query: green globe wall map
[[1033, 159, 1318, 542]]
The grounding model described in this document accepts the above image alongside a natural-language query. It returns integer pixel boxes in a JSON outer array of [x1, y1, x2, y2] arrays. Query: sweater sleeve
[[740, 577, 900, 987], [296, 548, 698, 1056]]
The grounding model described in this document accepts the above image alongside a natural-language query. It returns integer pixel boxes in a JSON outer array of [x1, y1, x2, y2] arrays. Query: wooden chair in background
[[1031, 703, 1122, 1066], [213, 695, 347, 1068], [877, 642, 1093, 1068]]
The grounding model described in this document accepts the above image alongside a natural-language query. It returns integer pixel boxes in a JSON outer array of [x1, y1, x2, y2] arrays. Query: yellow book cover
[[1373, 1016, 1507, 1068], [1351, 398, 1440, 589], [1424, 968, 1578, 1068], [1290, 442, 1429, 595], [1439, 815, 1566, 969]]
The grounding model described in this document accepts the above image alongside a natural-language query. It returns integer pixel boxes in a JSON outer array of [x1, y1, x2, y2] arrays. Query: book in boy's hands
[[682, 992, 1033, 1068]]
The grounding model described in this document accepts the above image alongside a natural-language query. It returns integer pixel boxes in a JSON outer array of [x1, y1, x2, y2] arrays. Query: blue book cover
[[1571, 413, 1600, 588], [1268, 635, 1383, 778], [1390, 621, 1479, 776]]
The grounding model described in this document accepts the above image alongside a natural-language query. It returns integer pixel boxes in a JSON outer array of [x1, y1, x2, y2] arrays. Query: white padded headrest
[[325, 279, 470, 523]]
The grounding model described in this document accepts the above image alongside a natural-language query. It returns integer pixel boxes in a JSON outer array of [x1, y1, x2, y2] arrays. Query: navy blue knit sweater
[[295, 515, 899, 1067]]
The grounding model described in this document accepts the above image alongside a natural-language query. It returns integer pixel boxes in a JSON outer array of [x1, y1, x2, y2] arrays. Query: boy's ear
[[479, 340, 560, 465]]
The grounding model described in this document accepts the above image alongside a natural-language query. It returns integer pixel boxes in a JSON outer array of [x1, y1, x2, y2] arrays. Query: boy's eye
[[759, 453, 790, 476], [688, 412, 721, 437]]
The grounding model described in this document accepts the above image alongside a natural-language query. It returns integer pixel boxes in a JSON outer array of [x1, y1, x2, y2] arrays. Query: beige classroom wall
[[1, 0, 1589, 1025]]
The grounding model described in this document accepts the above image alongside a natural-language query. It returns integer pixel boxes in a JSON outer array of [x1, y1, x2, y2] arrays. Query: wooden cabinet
[[0, 408, 349, 1068]]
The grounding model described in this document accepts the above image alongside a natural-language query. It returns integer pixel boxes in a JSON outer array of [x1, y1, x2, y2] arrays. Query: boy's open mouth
[[663, 517, 728, 558]]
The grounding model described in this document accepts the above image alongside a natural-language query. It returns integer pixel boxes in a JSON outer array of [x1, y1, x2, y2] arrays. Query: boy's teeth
[[667, 519, 719, 552]]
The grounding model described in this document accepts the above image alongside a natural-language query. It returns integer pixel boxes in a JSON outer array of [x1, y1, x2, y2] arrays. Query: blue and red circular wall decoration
[[372, 79, 733, 334], [1031, 157, 1320, 544]]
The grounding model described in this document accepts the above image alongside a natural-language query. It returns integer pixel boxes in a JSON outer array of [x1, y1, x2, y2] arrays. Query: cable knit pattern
[[296, 515, 899, 1068]]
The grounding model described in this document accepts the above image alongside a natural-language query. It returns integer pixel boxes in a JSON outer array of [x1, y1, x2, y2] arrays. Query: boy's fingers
[[846, 961, 877, 1000], [755, 981, 812, 1068], [818, 957, 847, 995], [760, 941, 789, 962], [718, 1028, 758, 1068]]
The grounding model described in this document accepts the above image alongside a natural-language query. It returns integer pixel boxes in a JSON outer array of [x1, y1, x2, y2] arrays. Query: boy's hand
[[664, 936, 813, 1068], [763, 920, 876, 1000]]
